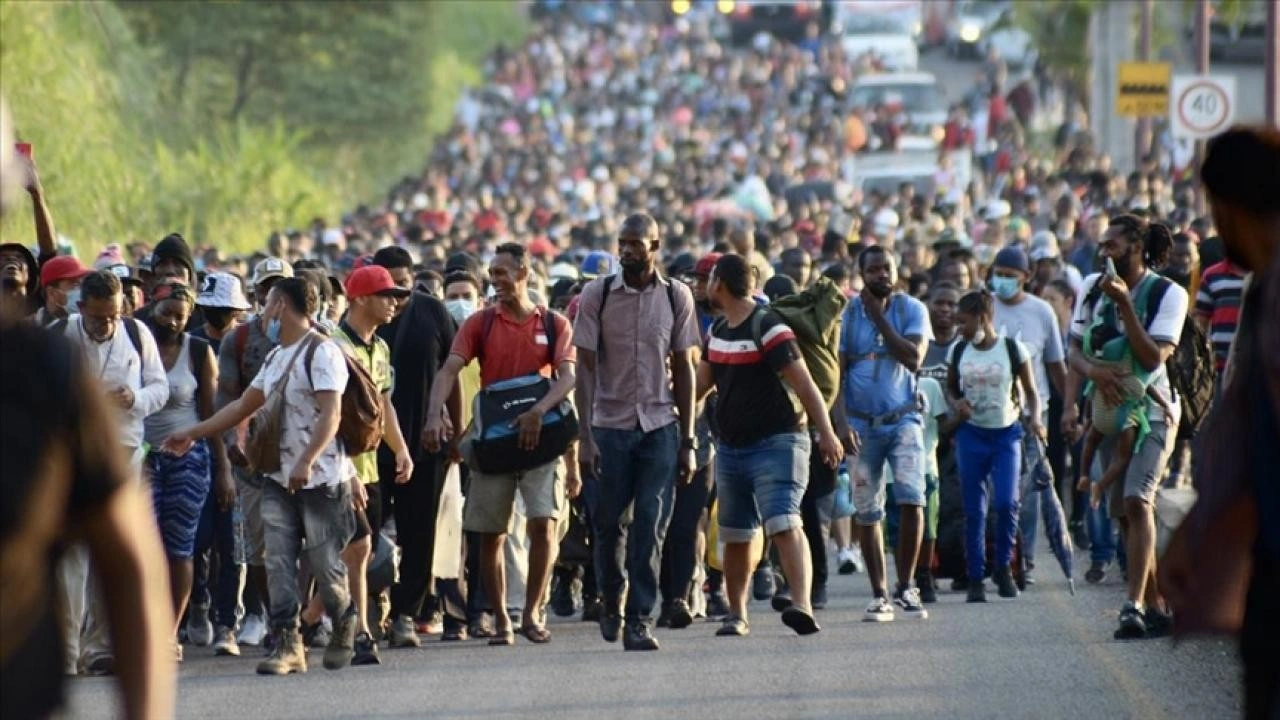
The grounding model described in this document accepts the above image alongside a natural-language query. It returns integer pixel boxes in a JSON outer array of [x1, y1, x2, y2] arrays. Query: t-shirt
[[919, 376, 948, 478], [451, 305, 575, 387], [949, 339, 1028, 429], [993, 293, 1064, 418], [921, 336, 958, 385], [249, 332, 351, 489], [217, 316, 276, 402], [1070, 271, 1189, 426], [705, 308, 804, 447], [333, 323, 392, 485], [1194, 260, 1246, 372], [840, 293, 933, 429]]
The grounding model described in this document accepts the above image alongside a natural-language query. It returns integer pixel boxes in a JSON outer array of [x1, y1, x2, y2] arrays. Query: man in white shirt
[[164, 277, 358, 675], [57, 269, 169, 675]]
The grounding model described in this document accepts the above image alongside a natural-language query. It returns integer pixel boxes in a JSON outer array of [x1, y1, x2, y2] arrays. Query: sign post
[[1116, 61, 1171, 118], [1171, 75, 1237, 140]]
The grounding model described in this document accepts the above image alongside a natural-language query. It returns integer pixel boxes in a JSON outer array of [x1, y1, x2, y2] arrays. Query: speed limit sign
[[1171, 75, 1237, 140]]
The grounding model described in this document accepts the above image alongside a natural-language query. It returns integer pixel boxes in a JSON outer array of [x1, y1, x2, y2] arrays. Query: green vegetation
[[1, 1, 526, 256]]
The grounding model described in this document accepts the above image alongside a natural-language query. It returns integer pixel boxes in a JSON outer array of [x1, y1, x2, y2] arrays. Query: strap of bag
[[947, 339, 970, 399], [188, 334, 209, 384], [276, 331, 314, 398]]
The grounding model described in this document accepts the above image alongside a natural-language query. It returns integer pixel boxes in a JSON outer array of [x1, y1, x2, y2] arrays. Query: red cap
[[527, 236, 558, 258], [41, 255, 90, 287], [344, 265, 411, 299], [694, 252, 722, 279]]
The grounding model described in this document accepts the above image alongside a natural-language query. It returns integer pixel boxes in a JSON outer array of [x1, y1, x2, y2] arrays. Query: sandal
[[781, 607, 820, 636], [518, 625, 552, 644], [487, 628, 515, 646]]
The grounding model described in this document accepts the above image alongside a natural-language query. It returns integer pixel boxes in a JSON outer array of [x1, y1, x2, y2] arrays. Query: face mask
[[989, 276, 1021, 300], [265, 318, 282, 344], [445, 298, 476, 325], [59, 287, 81, 314]]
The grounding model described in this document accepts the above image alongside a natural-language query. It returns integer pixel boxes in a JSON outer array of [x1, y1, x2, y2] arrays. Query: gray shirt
[[572, 274, 701, 432], [994, 292, 1064, 413]]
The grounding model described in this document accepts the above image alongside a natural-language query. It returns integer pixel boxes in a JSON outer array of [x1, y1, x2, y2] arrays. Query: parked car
[[836, 7, 921, 71]]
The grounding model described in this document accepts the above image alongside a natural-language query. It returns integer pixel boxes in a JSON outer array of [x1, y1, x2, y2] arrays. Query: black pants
[[801, 447, 837, 592], [659, 466, 714, 608], [383, 452, 446, 619]]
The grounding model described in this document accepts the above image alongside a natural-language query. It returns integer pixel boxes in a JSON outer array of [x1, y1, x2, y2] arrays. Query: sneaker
[[599, 606, 623, 643], [849, 546, 865, 573], [863, 595, 895, 623], [705, 589, 731, 619], [186, 604, 214, 647], [622, 623, 659, 652], [656, 606, 672, 628], [950, 576, 969, 591], [581, 597, 603, 623], [82, 655, 115, 676], [715, 616, 750, 637], [256, 630, 306, 676], [916, 572, 938, 604], [837, 548, 858, 575], [811, 584, 828, 610], [770, 588, 793, 613], [1085, 562, 1107, 585], [966, 582, 988, 603], [667, 599, 694, 630], [994, 566, 1019, 599], [781, 606, 821, 635], [751, 566, 776, 601], [323, 604, 359, 670], [893, 587, 929, 620], [212, 626, 240, 657], [388, 614, 421, 648], [351, 631, 381, 666], [302, 617, 332, 649], [237, 613, 268, 647], [1114, 601, 1148, 639], [551, 575, 579, 618], [416, 611, 443, 636], [1144, 607, 1173, 639]]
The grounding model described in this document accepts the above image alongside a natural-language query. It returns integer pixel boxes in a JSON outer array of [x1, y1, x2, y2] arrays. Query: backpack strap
[[234, 322, 251, 382], [947, 339, 970, 399], [302, 332, 325, 390], [596, 275, 616, 359], [1003, 336, 1023, 410], [1140, 274, 1173, 332], [543, 308, 558, 368], [188, 334, 210, 385], [475, 306, 499, 365], [123, 318, 145, 384], [748, 305, 769, 350]]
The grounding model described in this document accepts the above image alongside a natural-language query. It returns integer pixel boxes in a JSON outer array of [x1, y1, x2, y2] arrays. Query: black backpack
[[947, 336, 1023, 410], [1142, 278, 1216, 439]]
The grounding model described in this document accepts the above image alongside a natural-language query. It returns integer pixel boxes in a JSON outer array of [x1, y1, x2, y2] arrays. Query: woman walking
[[947, 289, 1044, 602]]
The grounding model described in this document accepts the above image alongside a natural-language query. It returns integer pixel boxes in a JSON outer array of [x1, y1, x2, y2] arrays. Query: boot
[[994, 566, 1019, 599], [256, 630, 307, 675], [599, 599, 623, 643], [551, 567, 579, 618]]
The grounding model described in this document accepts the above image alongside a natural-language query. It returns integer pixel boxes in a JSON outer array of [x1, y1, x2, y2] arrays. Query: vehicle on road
[[947, 0, 1008, 58], [849, 72, 947, 149], [725, 0, 831, 45], [1186, 2, 1268, 63], [833, 0, 922, 71]]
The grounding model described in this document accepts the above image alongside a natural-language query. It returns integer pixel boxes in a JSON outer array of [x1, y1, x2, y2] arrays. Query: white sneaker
[[850, 546, 865, 573], [893, 587, 929, 620], [863, 596, 895, 623], [237, 613, 268, 646]]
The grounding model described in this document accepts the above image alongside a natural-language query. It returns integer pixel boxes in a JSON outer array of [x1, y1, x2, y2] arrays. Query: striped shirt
[[1195, 261, 1246, 372], [705, 307, 804, 447]]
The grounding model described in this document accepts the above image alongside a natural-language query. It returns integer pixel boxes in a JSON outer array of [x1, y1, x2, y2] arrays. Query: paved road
[[67, 556, 1241, 720]]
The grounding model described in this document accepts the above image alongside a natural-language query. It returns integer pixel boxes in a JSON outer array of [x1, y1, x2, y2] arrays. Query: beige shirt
[[573, 273, 701, 432]]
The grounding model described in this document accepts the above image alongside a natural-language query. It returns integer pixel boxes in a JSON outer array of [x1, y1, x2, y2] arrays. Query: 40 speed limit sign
[[1171, 75, 1236, 140]]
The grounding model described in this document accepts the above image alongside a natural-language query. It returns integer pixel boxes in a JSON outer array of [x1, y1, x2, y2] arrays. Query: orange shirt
[[844, 115, 867, 153], [451, 305, 575, 387]]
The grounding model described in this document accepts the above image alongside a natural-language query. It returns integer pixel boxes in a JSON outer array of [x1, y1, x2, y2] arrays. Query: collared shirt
[[572, 273, 701, 432], [63, 315, 170, 450], [840, 293, 932, 429], [333, 322, 392, 485]]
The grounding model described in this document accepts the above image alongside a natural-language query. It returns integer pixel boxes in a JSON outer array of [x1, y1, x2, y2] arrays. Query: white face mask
[[445, 298, 476, 325]]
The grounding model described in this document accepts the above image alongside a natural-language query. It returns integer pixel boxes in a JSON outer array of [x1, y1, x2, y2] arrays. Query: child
[[1075, 388, 1175, 508]]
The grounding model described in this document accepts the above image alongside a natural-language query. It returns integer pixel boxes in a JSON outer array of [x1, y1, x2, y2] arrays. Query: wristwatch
[[680, 437, 699, 451]]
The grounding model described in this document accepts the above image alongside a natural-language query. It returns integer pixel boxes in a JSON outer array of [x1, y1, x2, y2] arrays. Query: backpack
[[594, 274, 677, 360], [747, 276, 847, 410], [1142, 277, 1216, 438], [304, 334, 385, 455], [947, 336, 1023, 411], [51, 316, 146, 384]]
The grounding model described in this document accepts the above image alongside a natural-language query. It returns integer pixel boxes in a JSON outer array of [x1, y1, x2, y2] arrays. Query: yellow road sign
[[1116, 61, 1171, 118]]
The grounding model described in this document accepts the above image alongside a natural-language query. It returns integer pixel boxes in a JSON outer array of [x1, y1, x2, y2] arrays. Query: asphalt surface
[[66, 553, 1242, 720]]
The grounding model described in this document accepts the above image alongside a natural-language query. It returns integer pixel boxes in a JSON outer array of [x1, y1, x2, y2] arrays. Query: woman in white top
[[946, 288, 1043, 603], [142, 282, 224, 660]]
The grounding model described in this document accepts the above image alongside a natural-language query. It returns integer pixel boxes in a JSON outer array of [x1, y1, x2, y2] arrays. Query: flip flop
[[488, 628, 515, 646], [781, 607, 820, 636], [518, 625, 552, 644]]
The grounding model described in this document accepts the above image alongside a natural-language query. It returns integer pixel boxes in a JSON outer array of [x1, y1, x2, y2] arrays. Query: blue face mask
[[990, 275, 1021, 300], [265, 318, 282, 344]]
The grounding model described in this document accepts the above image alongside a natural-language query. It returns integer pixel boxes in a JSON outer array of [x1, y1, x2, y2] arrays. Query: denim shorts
[[850, 421, 926, 526], [715, 432, 810, 543]]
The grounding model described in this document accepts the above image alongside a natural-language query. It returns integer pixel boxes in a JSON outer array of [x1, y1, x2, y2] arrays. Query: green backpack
[[749, 276, 848, 410]]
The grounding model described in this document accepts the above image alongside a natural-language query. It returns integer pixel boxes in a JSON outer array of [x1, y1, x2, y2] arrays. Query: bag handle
[[267, 331, 313, 402]]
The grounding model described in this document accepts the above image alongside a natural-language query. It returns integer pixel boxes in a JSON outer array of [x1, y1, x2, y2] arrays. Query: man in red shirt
[[423, 243, 577, 646]]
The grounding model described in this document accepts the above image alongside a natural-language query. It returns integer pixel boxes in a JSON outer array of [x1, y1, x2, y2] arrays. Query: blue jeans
[[192, 466, 244, 630], [1085, 456, 1125, 568], [956, 423, 1023, 581], [716, 432, 810, 542], [849, 421, 926, 525], [591, 422, 678, 624]]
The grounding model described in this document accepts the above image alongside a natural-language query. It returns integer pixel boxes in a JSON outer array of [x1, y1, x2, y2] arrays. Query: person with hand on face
[[34, 255, 89, 327], [140, 282, 226, 661], [836, 246, 933, 623], [162, 278, 360, 676], [696, 254, 843, 637], [572, 213, 701, 652], [423, 243, 577, 647], [947, 289, 1044, 602]]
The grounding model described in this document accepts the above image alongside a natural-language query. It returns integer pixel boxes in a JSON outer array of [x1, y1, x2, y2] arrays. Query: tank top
[[144, 335, 201, 446]]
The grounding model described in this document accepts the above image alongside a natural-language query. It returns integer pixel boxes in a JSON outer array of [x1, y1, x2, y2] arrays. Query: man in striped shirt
[[1194, 259, 1247, 375]]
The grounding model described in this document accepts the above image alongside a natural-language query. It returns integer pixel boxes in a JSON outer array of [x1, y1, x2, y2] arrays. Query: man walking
[[573, 213, 700, 651]]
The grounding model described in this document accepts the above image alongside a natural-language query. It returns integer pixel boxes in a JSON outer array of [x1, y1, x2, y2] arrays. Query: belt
[[849, 400, 920, 429]]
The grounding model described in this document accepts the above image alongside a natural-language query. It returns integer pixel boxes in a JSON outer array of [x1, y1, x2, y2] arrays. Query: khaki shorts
[[1102, 420, 1175, 519], [463, 460, 564, 534]]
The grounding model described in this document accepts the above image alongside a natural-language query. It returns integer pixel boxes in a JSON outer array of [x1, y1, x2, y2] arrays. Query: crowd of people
[[1, 4, 1278, 720]]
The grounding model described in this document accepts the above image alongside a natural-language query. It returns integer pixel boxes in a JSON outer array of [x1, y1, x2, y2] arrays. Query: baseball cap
[[40, 255, 90, 287], [983, 199, 1012, 221], [580, 251, 616, 279], [993, 246, 1030, 274], [345, 265, 412, 300], [251, 257, 293, 287], [103, 263, 143, 289], [933, 228, 972, 249], [694, 252, 723, 279], [1029, 230, 1061, 262], [196, 271, 252, 310]]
